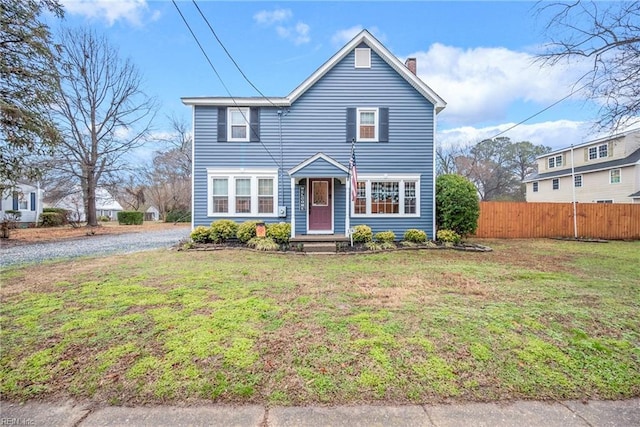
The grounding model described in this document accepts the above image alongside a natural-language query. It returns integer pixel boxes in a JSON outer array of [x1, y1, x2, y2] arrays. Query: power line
[[191, 0, 280, 109], [171, 0, 281, 169]]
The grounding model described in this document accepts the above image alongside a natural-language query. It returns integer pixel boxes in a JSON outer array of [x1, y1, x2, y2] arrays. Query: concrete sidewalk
[[1, 399, 638, 426]]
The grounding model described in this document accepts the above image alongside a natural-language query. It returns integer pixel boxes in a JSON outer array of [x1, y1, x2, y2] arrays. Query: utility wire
[[171, 0, 281, 168], [192, 0, 280, 109]]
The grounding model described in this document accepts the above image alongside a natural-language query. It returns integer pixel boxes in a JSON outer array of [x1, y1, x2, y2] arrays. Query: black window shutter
[[346, 108, 356, 142], [30, 192, 36, 211], [217, 107, 227, 142], [12, 194, 18, 210], [250, 107, 260, 142], [379, 107, 389, 142]]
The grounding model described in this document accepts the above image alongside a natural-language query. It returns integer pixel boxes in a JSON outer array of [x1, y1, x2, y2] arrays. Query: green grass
[[1, 239, 638, 404]]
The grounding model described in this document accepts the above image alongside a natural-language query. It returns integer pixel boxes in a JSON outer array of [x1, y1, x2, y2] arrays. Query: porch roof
[[288, 153, 349, 178]]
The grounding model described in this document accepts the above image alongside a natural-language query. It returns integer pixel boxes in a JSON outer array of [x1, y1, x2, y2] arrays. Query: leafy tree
[[537, 1, 640, 130], [48, 28, 157, 227], [0, 0, 63, 186], [436, 174, 480, 237]]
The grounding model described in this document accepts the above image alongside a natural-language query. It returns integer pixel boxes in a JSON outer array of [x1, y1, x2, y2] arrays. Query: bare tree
[[436, 143, 466, 176], [49, 28, 157, 226], [537, 1, 640, 130]]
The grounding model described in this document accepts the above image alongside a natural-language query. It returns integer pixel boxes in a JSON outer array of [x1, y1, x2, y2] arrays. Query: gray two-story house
[[183, 30, 446, 240]]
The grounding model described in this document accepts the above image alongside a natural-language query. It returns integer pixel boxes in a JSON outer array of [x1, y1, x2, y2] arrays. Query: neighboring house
[[524, 129, 640, 204], [182, 30, 446, 239], [0, 183, 44, 224], [145, 206, 160, 221], [50, 188, 124, 221]]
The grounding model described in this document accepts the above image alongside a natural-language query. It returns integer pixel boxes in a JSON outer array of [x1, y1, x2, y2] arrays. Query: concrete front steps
[[290, 234, 350, 254]]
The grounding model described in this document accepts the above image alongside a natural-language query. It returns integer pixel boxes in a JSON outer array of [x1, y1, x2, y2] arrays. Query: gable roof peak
[[287, 29, 446, 112]]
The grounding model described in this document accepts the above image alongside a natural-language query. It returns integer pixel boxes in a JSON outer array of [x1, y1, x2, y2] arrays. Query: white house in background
[[0, 182, 44, 224], [145, 206, 160, 221], [524, 128, 640, 203], [50, 188, 124, 221]]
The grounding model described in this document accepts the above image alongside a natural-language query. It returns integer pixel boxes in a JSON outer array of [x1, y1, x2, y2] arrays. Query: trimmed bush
[[247, 237, 279, 251], [43, 207, 70, 225], [98, 215, 111, 222], [351, 224, 373, 243], [404, 228, 427, 243], [437, 229, 461, 245], [209, 219, 238, 243], [237, 220, 259, 243], [266, 222, 291, 245], [117, 211, 144, 225], [190, 226, 212, 243], [374, 230, 396, 243], [166, 210, 191, 223], [40, 212, 64, 227], [436, 174, 480, 237]]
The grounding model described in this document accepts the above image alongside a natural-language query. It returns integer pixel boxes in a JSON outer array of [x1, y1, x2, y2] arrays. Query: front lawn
[[1, 239, 638, 405]]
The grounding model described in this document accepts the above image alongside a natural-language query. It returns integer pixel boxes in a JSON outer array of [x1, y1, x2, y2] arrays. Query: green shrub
[[43, 207, 70, 225], [247, 237, 279, 251], [351, 224, 373, 243], [237, 220, 259, 243], [39, 212, 64, 227], [209, 219, 238, 243], [365, 241, 396, 251], [374, 230, 396, 243], [190, 226, 212, 243], [436, 229, 461, 245], [404, 228, 428, 243], [98, 215, 111, 222], [117, 211, 143, 225], [266, 222, 291, 245], [166, 210, 191, 223], [436, 174, 480, 237]]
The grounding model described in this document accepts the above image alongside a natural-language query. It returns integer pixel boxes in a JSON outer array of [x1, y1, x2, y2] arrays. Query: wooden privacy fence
[[474, 202, 640, 239]]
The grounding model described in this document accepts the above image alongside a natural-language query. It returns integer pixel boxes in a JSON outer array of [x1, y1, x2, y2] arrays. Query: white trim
[[290, 178, 296, 238], [207, 169, 279, 217], [610, 168, 622, 184], [432, 108, 437, 240], [523, 162, 637, 182], [356, 108, 379, 142], [306, 178, 334, 234], [288, 152, 349, 176], [536, 127, 640, 159], [182, 97, 290, 107], [191, 106, 195, 230], [355, 48, 371, 68], [286, 30, 446, 112], [352, 174, 421, 218], [227, 107, 250, 142]]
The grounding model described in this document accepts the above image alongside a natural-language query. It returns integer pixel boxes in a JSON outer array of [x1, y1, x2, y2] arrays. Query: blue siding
[[192, 45, 435, 237]]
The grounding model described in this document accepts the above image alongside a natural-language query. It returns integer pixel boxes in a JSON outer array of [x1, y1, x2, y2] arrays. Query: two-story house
[[183, 30, 446, 240], [524, 128, 640, 203]]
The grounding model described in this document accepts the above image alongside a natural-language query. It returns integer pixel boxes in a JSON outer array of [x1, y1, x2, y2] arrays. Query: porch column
[[345, 177, 350, 236], [290, 177, 296, 238]]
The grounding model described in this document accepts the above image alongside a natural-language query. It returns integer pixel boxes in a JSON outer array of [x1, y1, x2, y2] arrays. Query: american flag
[[349, 147, 358, 202]]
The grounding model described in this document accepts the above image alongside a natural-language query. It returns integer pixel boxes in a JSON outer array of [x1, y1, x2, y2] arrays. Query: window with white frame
[[208, 170, 277, 216], [610, 168, 621, 184], [355, 48, 371, 68], [588, 143, 608, 160], [352, 175, 419, 217], [574, 175, 583, 188], [357, 108, 378, 141], [548, 155, 563, 168], [532, 182, 538, 192], [227, 107, 250, 141], [552, 178, 559, 190]]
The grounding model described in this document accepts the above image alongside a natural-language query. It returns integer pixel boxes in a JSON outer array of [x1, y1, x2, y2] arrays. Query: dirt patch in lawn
[[0, 222, 189, 248]]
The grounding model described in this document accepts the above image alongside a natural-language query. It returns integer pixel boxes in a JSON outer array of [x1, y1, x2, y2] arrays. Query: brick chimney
[[405, 57, 417, 75]]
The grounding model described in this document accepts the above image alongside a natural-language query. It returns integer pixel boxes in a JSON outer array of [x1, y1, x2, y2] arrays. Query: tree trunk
[[85, 173, 98, 227]]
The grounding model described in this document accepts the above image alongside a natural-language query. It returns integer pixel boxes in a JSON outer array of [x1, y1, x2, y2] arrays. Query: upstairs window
[[548, 155, 563, 169], [358, 108, 378, 141], [355, 48, 371, 68], [610, 168, 621, 184], [587, 143, 609, 160], [228, 107, 250, 141]]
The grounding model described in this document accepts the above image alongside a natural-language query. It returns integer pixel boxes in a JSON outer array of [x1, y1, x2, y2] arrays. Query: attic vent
[[355, 48, 371, 68]]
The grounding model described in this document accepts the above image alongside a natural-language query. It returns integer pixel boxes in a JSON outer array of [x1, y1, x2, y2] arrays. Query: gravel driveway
[[1, 227, 190, 268]]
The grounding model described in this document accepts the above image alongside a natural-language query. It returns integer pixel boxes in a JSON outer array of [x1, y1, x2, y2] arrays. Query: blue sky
[[50, 1, 620, 155]]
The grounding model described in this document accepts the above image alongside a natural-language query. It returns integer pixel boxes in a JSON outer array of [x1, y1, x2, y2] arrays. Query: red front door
[[308, 178, 332, 232]]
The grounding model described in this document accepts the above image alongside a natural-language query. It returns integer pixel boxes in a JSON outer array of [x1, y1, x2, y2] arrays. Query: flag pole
[[348, 138, 356, 245]]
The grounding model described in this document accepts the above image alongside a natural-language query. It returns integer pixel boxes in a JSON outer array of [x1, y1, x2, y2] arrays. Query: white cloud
[[438, 120, 593, 151], [254, 8, 310, 45], [253, 8, 292, 25], [61, 0, 160, 26], [411, 43, 590, 126]]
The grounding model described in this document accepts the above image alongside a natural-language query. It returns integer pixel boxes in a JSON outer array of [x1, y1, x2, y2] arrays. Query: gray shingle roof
[[524, 147, 640, 182]]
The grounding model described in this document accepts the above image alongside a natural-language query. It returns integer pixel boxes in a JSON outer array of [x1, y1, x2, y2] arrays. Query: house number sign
[[299, 186, 306, 211]]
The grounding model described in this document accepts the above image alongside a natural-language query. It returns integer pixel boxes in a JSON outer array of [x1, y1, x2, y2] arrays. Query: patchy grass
[[1, 239, 638, 405]]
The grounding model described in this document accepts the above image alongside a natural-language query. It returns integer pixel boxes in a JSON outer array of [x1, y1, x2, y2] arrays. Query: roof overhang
[[181, 97, 291, 107], [288, 153, 349, 177]]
